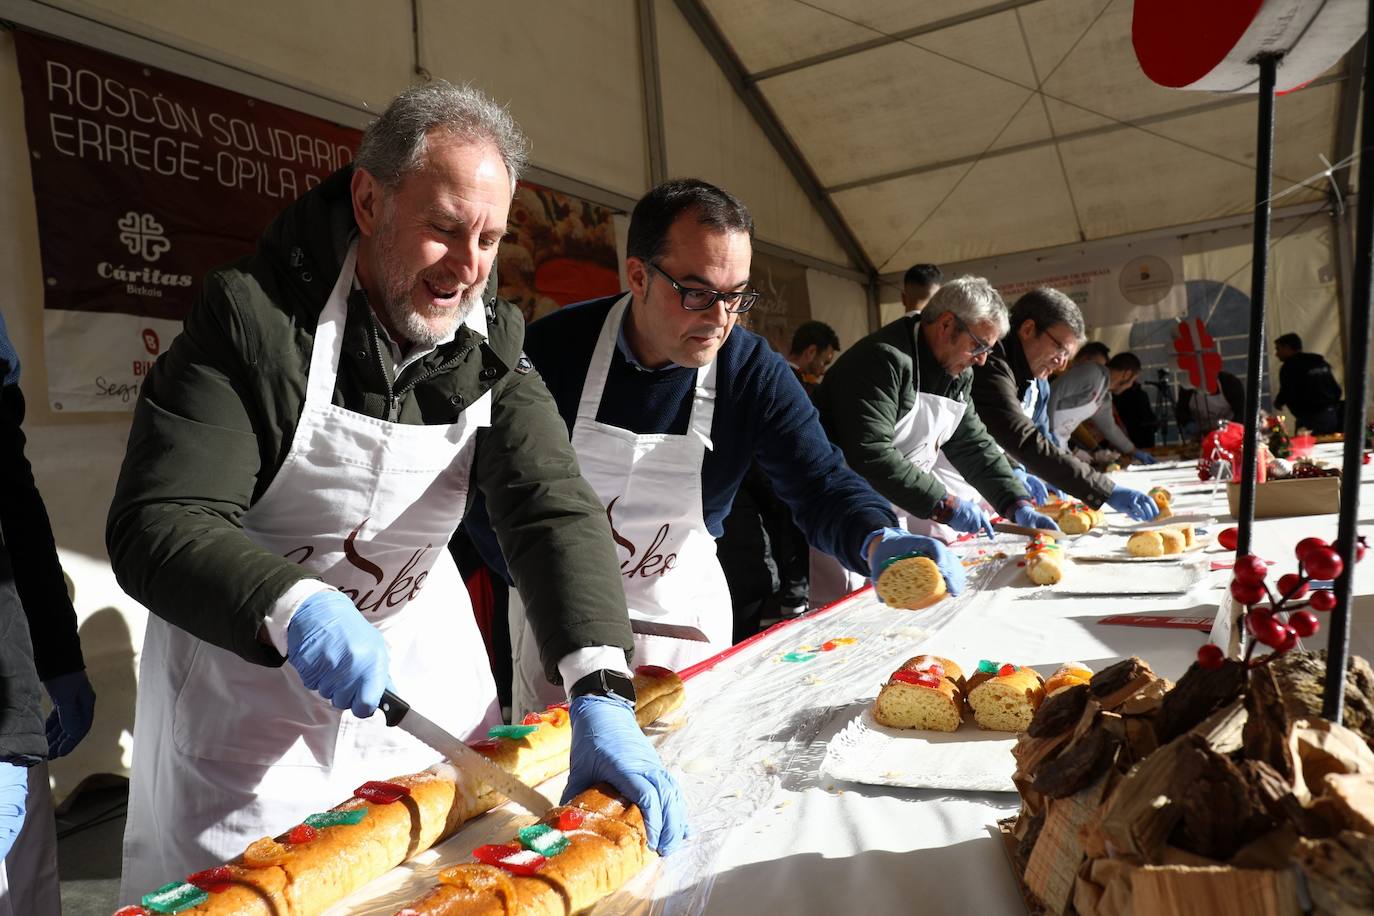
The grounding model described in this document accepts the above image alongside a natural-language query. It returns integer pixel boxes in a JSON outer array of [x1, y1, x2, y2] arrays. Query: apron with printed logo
[[508, 294, 729, 716], [120, 242, 500, 898]]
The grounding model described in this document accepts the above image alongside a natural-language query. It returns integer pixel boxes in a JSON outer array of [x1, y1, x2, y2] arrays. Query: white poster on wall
[[987, 239, 1187, 327]]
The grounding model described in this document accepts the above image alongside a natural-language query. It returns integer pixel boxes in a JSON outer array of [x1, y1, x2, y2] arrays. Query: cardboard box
[[1226, 475, 1340, 518]]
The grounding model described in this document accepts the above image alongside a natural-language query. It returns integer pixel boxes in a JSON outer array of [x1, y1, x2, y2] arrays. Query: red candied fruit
[[187, 866, 235, 894], [997, 664, 1017, 677], [634, 665, 675, 679], [914, 673, 942, 688], [522, 712, 543, 726], [469, 738, 503, 752], [889, 670, 926, 686], [354, 781, 411, 805], [557, 807, 587, 831], [287, 824, 318, 845], [114, 908, 150, 916], [821, 641, 838, 652], [473, 843, 523, 867]]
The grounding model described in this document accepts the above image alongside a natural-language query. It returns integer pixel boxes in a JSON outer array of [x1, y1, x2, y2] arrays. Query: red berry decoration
[[1275, 626, 1299, 653], [1295, 537, 1328, 564], [1304, 546, 1344, 581], [1230, 578, 1266, 606], [1309, 589, 1337, 612], [1218, 527, 1239, 550], [1196, 644, 1225, 670], [1233, 555, 1268, 585], [287, 824, 317, 845], [1247, 610, 1285, 646], [1289, 611, 1320, 638], [1276, 573, 1308, 600]]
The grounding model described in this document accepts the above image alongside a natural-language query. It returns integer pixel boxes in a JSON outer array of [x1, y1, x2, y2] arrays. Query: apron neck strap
[[304, 239, 360, 407]]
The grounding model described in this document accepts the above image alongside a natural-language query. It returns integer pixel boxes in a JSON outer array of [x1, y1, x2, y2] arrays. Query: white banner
[[44, 310, 183, 412], [988, 239, 1187, 328]]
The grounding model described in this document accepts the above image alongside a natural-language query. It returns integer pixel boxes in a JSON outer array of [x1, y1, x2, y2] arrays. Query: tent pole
[[1235, 52, 1281, 561], [1323, 0, 1374, 722]]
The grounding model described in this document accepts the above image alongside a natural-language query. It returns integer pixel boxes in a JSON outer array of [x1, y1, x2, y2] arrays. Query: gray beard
[[379, 281, 482, 348]]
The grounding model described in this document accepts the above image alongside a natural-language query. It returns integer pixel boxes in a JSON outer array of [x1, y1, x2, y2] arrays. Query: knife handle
[[378, 689, 409, 728]]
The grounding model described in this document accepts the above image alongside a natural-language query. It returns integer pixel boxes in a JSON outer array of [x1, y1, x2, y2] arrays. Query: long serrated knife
[[378, 689, 553, 816]]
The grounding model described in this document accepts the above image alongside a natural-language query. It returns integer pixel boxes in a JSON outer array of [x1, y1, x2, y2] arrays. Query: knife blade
[[993, 521, 1059, 539], [629, 618, 710, 641], [378, 690, 553, 816]]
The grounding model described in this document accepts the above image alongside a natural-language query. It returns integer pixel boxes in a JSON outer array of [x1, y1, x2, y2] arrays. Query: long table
[[331, 445, 1374, 915]]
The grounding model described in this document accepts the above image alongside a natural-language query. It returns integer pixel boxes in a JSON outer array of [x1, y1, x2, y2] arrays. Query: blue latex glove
[[1011, 466, 1050, 505], [1011, 503, 1061, 532], [0, 761, 26, 862], [1132, 450, 1157, 465], [43, 670, 96, 758], [1106, 485, 1160, 521], [565, 694, 687, 855], [865, 527, 966, 597], [944, 497, 996, 539], [286, 590, 391, 718]]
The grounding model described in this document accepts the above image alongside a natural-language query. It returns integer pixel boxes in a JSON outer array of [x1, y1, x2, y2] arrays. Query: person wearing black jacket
[[1, 310, 93, 914], [969, 289, 1160, 521], [1273, 333, 1342, 434]]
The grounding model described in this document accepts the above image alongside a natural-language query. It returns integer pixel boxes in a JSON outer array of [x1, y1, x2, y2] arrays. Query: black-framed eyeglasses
[[648, 262, 759, 314], [951, 313, 995, 356], [1042, 325, 1074, 362]]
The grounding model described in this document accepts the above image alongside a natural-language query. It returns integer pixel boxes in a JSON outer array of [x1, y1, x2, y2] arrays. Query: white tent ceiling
[[696, 0, 1359, 276]]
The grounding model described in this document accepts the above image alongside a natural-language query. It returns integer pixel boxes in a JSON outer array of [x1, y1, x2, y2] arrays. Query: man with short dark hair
[[815, 276, 1058, 545], [1273, 332, 1342, 434], [902, 263, 943, 315], [971, 289, 1160, 520], [485, 178, 962, 715], [108, 81, 686, 895], [1047, 349, 1156, 462], [787, 320, 840, 391]]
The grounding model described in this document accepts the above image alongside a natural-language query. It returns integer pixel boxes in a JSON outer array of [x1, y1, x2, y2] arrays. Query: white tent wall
[[804, 267, 867, 355], [654, 0, 853, 268]]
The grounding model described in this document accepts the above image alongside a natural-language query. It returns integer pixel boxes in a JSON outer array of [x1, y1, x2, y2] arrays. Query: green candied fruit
[[519, 823, 570, 856], [303, 808, 368, 828], [977, 659, 1000, 675], [781, 651, 818, 663], [142, 881, 209, 914], [488, 724, 538, 740], [879, 551, 926, 573]]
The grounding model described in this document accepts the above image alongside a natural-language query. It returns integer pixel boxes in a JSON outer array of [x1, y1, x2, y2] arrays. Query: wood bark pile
[[1005, 652, 1374, 916]]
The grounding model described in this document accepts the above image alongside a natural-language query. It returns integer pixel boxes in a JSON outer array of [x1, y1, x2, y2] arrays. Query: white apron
[[120, 242, 500, 898], [810, 343, 970, 606], [1050, 393, 1104, 446], [509, 294, 729, 717]]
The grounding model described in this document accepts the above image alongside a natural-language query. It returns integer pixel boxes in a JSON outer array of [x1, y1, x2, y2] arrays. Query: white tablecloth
[[333, 444, 1374, 915]]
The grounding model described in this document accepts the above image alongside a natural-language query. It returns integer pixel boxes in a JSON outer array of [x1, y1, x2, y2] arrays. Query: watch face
[[604, 670, 637, 702]]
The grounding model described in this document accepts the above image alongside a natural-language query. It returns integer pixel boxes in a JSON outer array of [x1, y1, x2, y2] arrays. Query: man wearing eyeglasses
[[970, 288, 1160, 521], [814, 277, 1059, 547], [471, 178, 959, 715]]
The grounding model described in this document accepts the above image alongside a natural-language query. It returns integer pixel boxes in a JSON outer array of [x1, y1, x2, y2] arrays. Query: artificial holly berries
[[1309, 589, 1337, 612], [1304, 545, 1344, 581], [1197, 643, 1225, 670], [1289, 611, 1320, 638], [1295, 537, 1328, 565], [1230, 579, 1266, 606], [1276, 573, 1308, 600], [1218, 526, 1239, 550], [1233, 555, 1267, 585]]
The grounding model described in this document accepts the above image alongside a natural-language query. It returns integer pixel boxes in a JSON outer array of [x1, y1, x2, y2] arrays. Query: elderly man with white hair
[[814, 276, 1059, 547]]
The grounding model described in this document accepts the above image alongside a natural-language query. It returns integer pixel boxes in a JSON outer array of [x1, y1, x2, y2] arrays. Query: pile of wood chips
[[1004, 652, 1374, 916]]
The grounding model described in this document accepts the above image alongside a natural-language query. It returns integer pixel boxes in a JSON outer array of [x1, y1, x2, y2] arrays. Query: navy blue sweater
[[466, 295, 894, 577]]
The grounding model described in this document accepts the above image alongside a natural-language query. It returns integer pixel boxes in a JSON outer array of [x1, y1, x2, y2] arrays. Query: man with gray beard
[[107, 81, 685, 900]]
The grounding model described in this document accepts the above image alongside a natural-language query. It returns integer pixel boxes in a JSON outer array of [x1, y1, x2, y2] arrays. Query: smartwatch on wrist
[[569, 668, 637, 704]]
